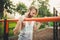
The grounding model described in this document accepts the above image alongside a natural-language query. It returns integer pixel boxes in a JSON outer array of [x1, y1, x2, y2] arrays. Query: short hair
[[28, 6, 38, 13]]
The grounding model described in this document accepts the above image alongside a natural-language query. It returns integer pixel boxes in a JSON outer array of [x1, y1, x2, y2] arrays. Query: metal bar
[[53, 7, 55, 40], [0, 17, 60, 22], [4, 19, 8, 40], [53, 7, 58, 40], [24, 17, 60, 22], [53, 22, 58, 40], [55, 10, 58, 40]]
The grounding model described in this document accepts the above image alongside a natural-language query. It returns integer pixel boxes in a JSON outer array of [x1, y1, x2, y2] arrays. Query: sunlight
[[15, 12, 21, 19], [49, 0, 60, 13], [11, 0, 60, 12], [10, 0, 32, 8], [49, 0, 60, 7], [10, 0, 60, 17], [10, 0, 20, 5], [19, 0, 32, 8]]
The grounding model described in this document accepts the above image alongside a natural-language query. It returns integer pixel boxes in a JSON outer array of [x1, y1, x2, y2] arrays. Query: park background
[[0, 0, 60, 40]]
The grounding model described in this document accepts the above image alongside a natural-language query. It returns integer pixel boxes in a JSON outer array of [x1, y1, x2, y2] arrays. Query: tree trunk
[[0, 0, 4, 19]]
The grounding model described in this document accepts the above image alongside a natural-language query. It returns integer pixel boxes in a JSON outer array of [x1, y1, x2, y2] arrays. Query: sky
[[10, 0, 32, 8], [49, 0, 60, 13], [10, 0, 60, 13]]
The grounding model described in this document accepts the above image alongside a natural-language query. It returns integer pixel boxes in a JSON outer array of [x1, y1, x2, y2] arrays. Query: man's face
[[30, 9, 37, 17]]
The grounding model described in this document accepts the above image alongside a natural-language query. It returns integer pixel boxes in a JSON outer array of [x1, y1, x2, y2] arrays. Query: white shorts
[[18, 32, 33, 40]]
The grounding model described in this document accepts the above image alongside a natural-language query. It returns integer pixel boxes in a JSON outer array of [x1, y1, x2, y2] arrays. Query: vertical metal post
[[55, 10, 58, 40], [53, 7, 58, 40], [4, 19, 8, 40], [53, 7, 55, 40]]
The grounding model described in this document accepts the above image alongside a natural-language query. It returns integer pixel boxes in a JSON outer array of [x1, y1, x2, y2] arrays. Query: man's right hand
[[13, 29, 18, 36]]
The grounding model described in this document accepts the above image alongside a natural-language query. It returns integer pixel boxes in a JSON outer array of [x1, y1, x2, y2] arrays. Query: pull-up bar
[[0, 17, 60, 22], [24, 17, 60, 22]]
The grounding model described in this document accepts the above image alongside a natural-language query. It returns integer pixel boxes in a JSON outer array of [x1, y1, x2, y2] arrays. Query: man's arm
[[33, 22, 42, 31], [13, 20, 22, 35], [13, 16, 25, 35]]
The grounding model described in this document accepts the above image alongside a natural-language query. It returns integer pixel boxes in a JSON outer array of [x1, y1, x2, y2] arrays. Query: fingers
[[19, 15, 25, 22], [13, 29, 17, 35], [13, 31, 18, 35]]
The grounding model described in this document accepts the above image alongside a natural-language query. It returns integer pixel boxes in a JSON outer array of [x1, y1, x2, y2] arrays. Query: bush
[[9, 30, 14, 37], [39, 23, 46, 29], [49, 22, 53, 27]]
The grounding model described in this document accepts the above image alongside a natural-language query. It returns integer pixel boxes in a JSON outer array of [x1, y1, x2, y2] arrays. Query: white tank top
[[20, 21, 35, 33]]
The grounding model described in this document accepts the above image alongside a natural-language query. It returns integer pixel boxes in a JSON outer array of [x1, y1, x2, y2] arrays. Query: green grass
[[9, 22, 17, 37], [9, 22, 17, 28], [0, 22, 17, 37]]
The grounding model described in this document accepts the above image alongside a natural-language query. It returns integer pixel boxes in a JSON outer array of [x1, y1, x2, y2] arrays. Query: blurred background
[[0, 0, 60, 40]]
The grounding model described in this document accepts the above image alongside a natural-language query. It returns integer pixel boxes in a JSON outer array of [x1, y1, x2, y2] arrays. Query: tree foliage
[[16, 3, 27, 15], [31, 0, 52, 17], [38, 0, 52, 17], [4, 0, 15, 13], [0, 0, 15, 19]]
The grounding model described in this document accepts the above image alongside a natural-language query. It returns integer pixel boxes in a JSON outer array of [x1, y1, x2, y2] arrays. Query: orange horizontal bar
[[0, 19, 18, 22], [24, 17, 60, 22], [0, 17, 60, 22]]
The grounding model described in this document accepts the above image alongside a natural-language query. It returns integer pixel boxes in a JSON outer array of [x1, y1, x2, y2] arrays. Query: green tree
[[16, 2, 27, 15], [38, 0, 52, 17], [0, 0, 15, 19], [4, 0, 15, 14]]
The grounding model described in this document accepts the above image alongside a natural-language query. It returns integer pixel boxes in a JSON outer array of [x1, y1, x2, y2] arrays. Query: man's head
[[28, 6, 38, 17]]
